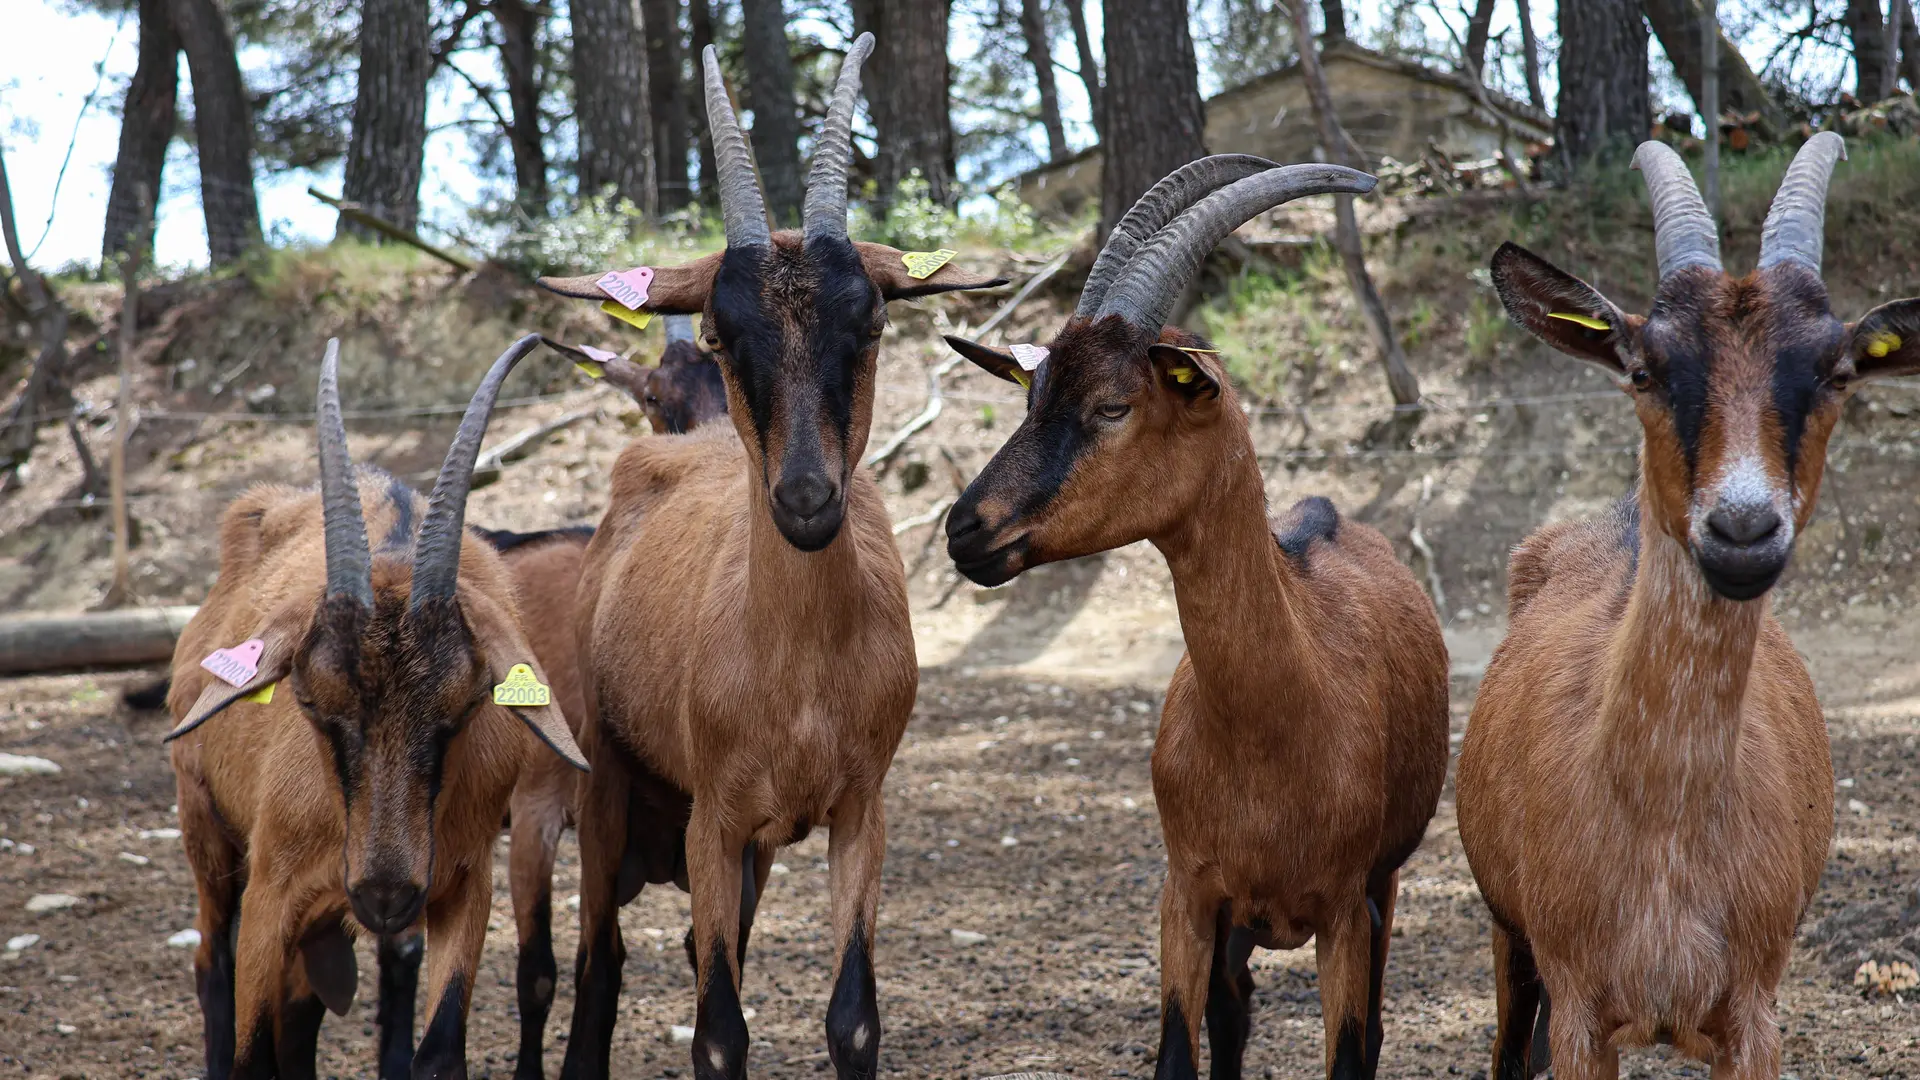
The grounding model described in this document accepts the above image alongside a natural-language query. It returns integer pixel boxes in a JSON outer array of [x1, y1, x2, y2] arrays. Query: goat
[[1457, 134, 1920, 1080], [576, 313, 730, 434], [164, 335, 587, 1080], [533, 36, 1004, 1080], [942, 155, 1450, 1080]]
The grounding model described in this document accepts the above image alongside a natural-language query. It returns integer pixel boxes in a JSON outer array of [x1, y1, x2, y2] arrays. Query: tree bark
[[1903, 1, 1920, 92], [1288, 0, 1419, 407], [340, 0, 431, 238], [1556, 0, 1649, 170], [688, 0, 718, 206], [643, 0, 690, 211], [1099, 0, 1206, 236], [853, 0, 957, 206], [1845, 0, 1894, 100], [1021, 0, 1069, 161], [737, 0, 804, 224], [1888, 0, 1912, 95], [0, 145, 70, 477], [1463, 0, 1497, 80], [1641, 0, 1785, 135], [0, 607, 200, 674], [1319, 0, 1346, 41], [1066, 0, 1104, 137], [572, 0, 655, 212], [103, 0, 178, 261], [168, 0, 261, 265], [1516, 0, 1546, 110], [494, 0, 549, 213]]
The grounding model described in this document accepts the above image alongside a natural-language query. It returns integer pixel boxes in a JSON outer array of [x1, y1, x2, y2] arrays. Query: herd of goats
[[141, 30, 1920, 1080]]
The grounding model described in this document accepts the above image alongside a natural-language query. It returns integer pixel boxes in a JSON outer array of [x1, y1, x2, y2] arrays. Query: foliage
[[853, 169, 960, 251]]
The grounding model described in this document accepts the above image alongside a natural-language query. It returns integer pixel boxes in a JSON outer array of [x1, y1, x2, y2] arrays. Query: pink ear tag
[[596, 267, 654, 310], [201, 639, 264, 688], [1010, 343, 1049, 370], [573, 343, 619, 378]]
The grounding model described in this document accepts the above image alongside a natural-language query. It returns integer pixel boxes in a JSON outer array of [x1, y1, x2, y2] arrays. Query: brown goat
[[1458, 135, 1920, 1080], [165, 336, 585, 1080], [943, 156, 1449, 1080], [533, 37, 1003, 1080], [576, 313, 730, 434]]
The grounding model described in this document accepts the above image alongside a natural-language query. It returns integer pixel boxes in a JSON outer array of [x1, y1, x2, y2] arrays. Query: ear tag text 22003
[[201, 639, 264, 688], [494, 664, 552, 708], [901, 249, 956, 280]]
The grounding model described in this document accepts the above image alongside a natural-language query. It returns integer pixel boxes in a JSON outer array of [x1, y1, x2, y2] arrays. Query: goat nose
[[1706, 502, 1782, 547], [946, 501, 984, 541], [349, 880, 425, 935], [773, 474, 836, 520]]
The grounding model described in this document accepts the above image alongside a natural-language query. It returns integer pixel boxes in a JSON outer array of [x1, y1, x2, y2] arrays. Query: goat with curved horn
[[1097, 163, 1376, 331], [703, 44, 771, 247], [316, 338, 373, 609], [802, 32, 874, 239], [1758, 130, 1847, 275], [410, 333, 548, 606], [1631, 140, 1723, 281], [1076, 153, 1281, 317]]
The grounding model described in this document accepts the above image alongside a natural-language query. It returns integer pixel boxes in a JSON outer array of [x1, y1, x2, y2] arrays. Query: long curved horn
[[703, 44, 771, 247], [1077, 154, 1280, 318], [664, 313, 696, 345], [802, 31, 874, 240], [409, 334, 547, 607], [1631, 141, 1722, 281], [1096, 164, 1377, 331], [316, 338, 373, 608], [1758, 131, 1846, 276]]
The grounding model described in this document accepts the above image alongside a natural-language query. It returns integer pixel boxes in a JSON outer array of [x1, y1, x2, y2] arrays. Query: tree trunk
[[103, 0, 178, 261], [0, 145, 70, 477], [738, 0, 804, 224], [1320, 0, 1346, 41], [0, 607, 200, 674], [168, 0, 260, 265], [1099, 0, 1206, 236], [1066, 0, 1104, 137], [493, 0, 549, 213], [1021, 0, 1069, 161], [572, 0, 654, 212], [1888, 0, 1912, 95], [643, 0, 690, 211], [1701, 0, 1718, 217], [1845, 0, 1894, 100], [1288, 0, 1419, 407], [853, 0, 957, 206], [688, 0, 718, 206], [1556, 0, 1649, 170], [1463, 0, 1497, 79], [1903, 0, 1920, 92], [1641, 0, 1785, 136], [1516, 0, 1546, 110], [340, 0, 431, 238]]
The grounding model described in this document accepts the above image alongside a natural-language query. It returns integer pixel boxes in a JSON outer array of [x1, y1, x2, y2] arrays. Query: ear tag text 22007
[[201, 639, 264, 687], [901, 249, 956, 280], [493, 664, 552, 708]]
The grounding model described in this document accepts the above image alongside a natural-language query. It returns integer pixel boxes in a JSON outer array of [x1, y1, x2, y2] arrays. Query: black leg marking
[[378, 933, 423, 1080], [1154, 999, 1199, 1080], [824, 921, 880, 1080], [274, 993, 327, 1080], [560, 912, 625, 1080], [515, 893, 558, 1080], [196, 909, 238, 1080], [232, 1002, 278, 1080], [1204, 909, 1255, 1080], [736, 844, 761, 974], [1329, 1017, 1366, 1080], [694, 935, 750, 1080], [1530, 986, 1553, 1078], [411, 971, 470, 1080], [1497, 933, 1545, 1080], [1363, 893, 1387, 1080]]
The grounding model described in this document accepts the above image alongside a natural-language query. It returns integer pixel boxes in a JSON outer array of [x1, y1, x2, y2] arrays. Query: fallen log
[[0, 606, 198, 674]]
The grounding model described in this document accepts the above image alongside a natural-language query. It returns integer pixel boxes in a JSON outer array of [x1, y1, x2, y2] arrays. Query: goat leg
[[1362, 871, 1399, 1079], [687, 808, 750, 1080], [229, 883, 297, 1078], [509, 771, 569, 1080], [1202, 906, 1256, 1080], [561, 725, 635, 1080], [1313, 893, 1373, 1080], [1153, 872, 1217, 1080], [181, 797, 241, 1080], [824, 790, 886, 1080], [1708, 985, 1784, 1080], [1539, 974, 1617, 1080], [376, 931, 424, 1080], [1491, 926, 1546, 1080], [273, 956, 329, 1080], [410, 866, 492, 1080]]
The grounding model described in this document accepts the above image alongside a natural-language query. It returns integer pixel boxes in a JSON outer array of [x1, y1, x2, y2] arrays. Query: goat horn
[[664, 313, 696, 344], [316, 338, 374, 608], [1758, 131, 1846, 276], [1631, 141, 1722, 282], [1077, 154, 1281, 318], [1096, 164, 1377, 331], [703, 44, 771, 247], [802, 32, 874, 240], [410, 334, 547, 608]]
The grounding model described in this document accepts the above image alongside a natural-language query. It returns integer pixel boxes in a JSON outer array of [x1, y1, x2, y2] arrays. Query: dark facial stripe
[[805, 235, 875, 439], [711, 247, 782, 448], [1645, 319, 1710, 474]]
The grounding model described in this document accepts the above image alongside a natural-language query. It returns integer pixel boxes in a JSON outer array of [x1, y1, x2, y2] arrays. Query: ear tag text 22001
[[596, 267, 653, 310], [201, 639, 264, 688], [901, 249, 956, 280], [493, 664, 552, 708]]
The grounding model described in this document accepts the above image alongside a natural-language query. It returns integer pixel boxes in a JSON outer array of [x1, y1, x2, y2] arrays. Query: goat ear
[[463, 591, 589, 772], [944, 334, 1029, 387], [536, 251, 724, 315], [1146, 344, 1223, 403], [856, 242, 1010, 300], [1843, 298, 1920, 380], [166, 624, 299, 741], [1490, 242, 1638, 375]]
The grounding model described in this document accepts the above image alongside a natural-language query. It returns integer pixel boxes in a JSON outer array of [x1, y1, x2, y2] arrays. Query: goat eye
[[1629, 369, 1651, 390], [1096, 403, 1132, 421]]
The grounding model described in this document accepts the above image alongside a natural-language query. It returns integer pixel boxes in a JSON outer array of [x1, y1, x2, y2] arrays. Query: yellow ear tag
[[600, 300, 654, 331], [1009, 369, 1031, 389], [1547, 312, 1611, 331], [1171, 367, 1197, 384], [1866, 332, 1902, 358], [574, 360, 605, 379], [1174, 346, 1220, 355], [243, 682, 275, 705], [901, 249, 957, 280], [493, 664, 552, 708]]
